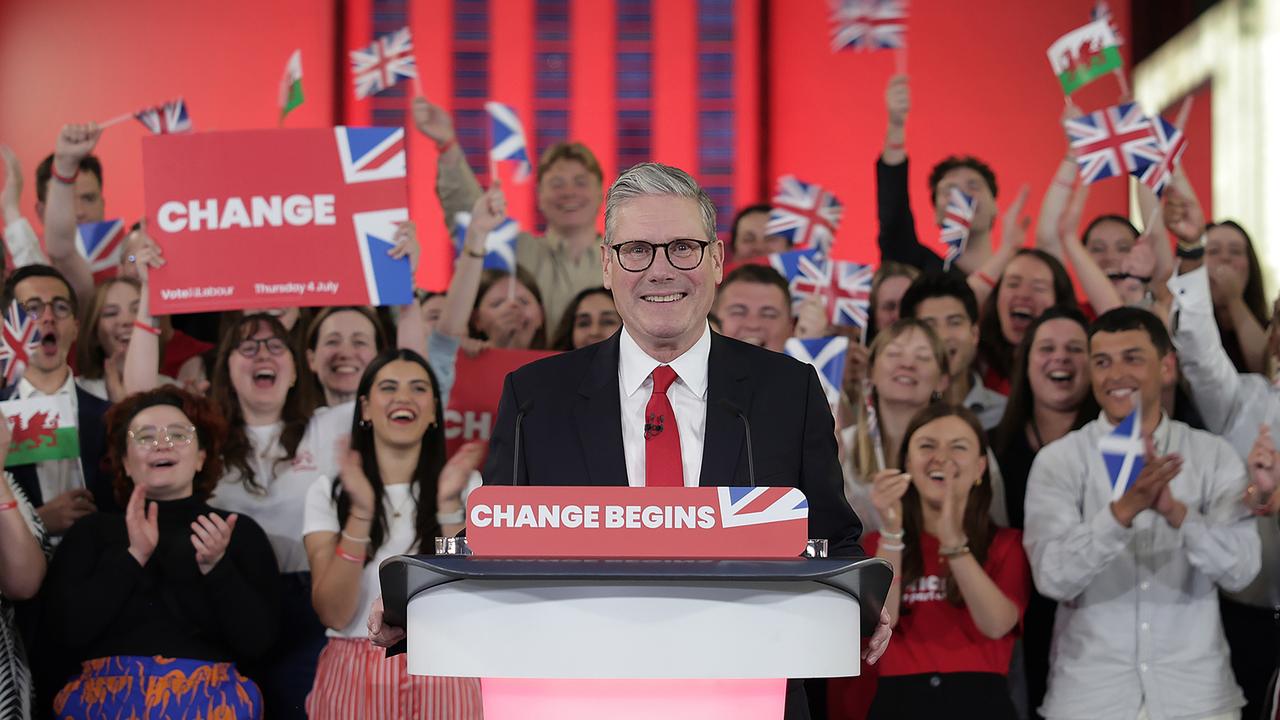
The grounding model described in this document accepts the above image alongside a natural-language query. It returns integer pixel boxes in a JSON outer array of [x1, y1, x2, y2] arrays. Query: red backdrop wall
[[2, 0, 1162, 293]]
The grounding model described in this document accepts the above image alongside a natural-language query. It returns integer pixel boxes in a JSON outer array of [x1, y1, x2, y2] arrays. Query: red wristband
[[132, 321, 161, 336], [335, 546, 365, 563], [885, 141, 905, 151], [436, 137, 457, 154], [0, 501, 18, 512], [50, 165, 79, 185], [975, 271, 997, 288]]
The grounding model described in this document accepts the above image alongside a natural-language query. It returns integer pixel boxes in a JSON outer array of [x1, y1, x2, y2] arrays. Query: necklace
[[386, 487, 415, 519]]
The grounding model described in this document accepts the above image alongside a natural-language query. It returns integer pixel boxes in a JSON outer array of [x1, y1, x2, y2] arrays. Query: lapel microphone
[[512, 399, 535, 486], [717, 399, 756, 488]]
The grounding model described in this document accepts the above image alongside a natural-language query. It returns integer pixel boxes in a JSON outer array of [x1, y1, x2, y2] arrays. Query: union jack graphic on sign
[[334, 127, 406, 185], [717, 487, 809, 528], [352, 209, 413, 307]]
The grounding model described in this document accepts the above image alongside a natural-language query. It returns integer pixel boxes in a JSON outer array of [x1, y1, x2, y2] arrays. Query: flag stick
[[98, 112, 133, 129], [1173, 94, 1194, 129], [411, 72, 424, 99], [894, 47, 907, 76], [1139, 201, 1161, 237], [1114, 68, 1131, 100]]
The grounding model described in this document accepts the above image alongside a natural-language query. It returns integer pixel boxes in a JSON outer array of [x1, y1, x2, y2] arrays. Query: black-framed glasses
[[19, 298, 74, 319], [128, 423, 197, 449], [235, 337, 290, 358], [610, 239, 710, 273]]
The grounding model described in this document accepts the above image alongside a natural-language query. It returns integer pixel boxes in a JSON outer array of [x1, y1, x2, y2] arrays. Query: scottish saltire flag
[[766, 175, 843, 251], [1135, 114, 1187, 198], [771, 249, 873, 330], [76, 219, 125, 283], [485, 102, 532, 182], [717, 487, 808, 528], [829, 0, 908, 52], [452, 211, 519, 272], [350, 27, 418, 100], [940, 188, 975, 271], [2, 395, 79, 467], [334, 126, 406, 184], [134, 98, 192, 135], [1100, 400, 1145, 501], [352, 209, 413, 306], [0, 303, 40, 390], [785, 336, 849, 408], [1063, 102, 1157, 186]]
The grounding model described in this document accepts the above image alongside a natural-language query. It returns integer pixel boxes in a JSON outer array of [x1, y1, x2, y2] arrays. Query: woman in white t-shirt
[[303, 349, 482, 719]]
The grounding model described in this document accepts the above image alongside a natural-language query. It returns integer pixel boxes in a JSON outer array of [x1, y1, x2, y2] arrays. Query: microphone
[[718, 399, 756, 488], [512, 399, 534, 486]]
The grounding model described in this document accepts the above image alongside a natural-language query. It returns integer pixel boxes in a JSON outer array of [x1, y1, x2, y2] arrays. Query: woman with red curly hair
[[41, 388, 280, 719]]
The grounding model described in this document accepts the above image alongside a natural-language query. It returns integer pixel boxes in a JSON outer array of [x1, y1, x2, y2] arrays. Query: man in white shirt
[[1024, 306, 1260, 720]]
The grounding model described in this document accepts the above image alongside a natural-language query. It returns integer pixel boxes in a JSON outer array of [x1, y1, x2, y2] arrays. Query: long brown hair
[[77, 276, 165, 380], [469, 267, 548, 349], [898, 403, 995, 606], [302, 306, 389, 408], [976, 249, 1078, 384], [210, 313, 309, 493]]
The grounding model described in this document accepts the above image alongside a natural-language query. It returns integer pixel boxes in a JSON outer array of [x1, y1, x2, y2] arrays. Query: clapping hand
[[1246, 423, 1280, 514], [869, 469, 911, 531], [1111, 435, 1183, 527], [125, 484, 159, 566], [191, 512, 238, 575]]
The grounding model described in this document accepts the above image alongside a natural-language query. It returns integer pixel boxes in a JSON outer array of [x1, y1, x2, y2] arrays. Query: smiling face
[[913, 296, 977, 380], [1027, 318, 1090, 412], [360, 359, 437, 449], [905, 414, 987, 510], [1089, 328, 1175, 425], [308, 310, 379, 401], [732, 210, 787, 261], [96, 281, 140, 360], [473, 277, 545, 349], [997, 254, 1057, 346], [571, 292, 621, 348], [13, 276, 79, 375], [874, 275, 913, 333], [602, 195, 724, 358], [1085, 218, 1137, 276], [227, 320, 296, 417], [1205, 224, 1252, 287], [870, 327, 949, 407], [538, 159, 604, 233], [122, 404, 206, 501], [713, 279, 793, 352]]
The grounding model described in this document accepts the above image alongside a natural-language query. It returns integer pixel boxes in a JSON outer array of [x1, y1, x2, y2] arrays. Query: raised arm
[[123, 229, 164, 394], [968, 184, 1030, 308], [438, 184, 507, 339], [389, 220, 427, 354], [305, 455, 378, 630], [1057, 183, 1123, 313], [412, 96, 484, 230], [875, 74, 940, 272], [1, 146, 50, 268], [43, 124, 99, 311], [1035, 105, 1084, 262]]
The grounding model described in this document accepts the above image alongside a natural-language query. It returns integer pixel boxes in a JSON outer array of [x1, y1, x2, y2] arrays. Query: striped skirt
[[53, 655, 262, 719], [306, 637, 483, 719]]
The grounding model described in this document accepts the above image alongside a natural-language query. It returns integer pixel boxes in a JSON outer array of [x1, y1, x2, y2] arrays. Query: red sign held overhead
[[466, 486, 809, 559], [443, 348, 557, 458]]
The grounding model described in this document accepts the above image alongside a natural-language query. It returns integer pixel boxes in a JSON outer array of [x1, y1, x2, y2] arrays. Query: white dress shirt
[[1024, 412, 1259, 720], [17, 371, 84, 508], [617, 324, 711, 487]]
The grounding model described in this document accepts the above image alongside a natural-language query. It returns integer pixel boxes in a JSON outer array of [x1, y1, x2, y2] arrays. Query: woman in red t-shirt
[[864, 403, 1030, 719]]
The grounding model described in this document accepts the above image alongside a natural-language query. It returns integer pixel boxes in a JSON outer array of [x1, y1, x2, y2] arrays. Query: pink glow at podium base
[[480, 677, 786, 719]]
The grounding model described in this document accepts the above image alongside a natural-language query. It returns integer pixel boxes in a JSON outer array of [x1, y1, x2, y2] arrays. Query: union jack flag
[[717, 487, 808, 528], [485, 102, 532, 182], [350, 27, 418, 100], [1100, 398, 1144, 501], [76, 219, 125, 283], [1063, 102, 1158, 186], [452, 211, 519, 272], [1135, 114, 1187, 198], [766, 175, 843, 251], [771, 249, 873, 330], [785, 336, 849, 408], [829, 0, 908, 52], [940, 188, 975, 271], [134, 98, 191, 135], [334, 126, 406, 184], [1, 302, 40, 390]]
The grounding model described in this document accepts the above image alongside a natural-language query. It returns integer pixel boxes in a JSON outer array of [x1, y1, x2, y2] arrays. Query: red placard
[[141, 127, 412, 313], [443, 347, 557, 457], [466, 486, 809, 559]]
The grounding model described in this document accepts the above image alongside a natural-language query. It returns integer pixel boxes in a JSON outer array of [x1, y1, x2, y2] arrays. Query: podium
[[379, 554, 892, 719]]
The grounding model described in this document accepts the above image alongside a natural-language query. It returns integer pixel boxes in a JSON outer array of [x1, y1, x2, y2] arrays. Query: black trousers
[[868, 672, 1017, 720], [1220, 594, 1280, 720]]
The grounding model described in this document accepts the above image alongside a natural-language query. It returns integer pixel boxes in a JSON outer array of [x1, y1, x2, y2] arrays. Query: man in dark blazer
[[476, 162, 891, 718]]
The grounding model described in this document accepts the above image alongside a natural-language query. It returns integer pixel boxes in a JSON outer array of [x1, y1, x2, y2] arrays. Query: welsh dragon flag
[[1047, 18, 1123, 95], [279, 50, 304, 122], [2, 395, 79, 466]]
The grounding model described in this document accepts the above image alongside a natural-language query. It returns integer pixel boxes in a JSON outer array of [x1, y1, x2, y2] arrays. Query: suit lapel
[[700, 333, 752, 487], [575, 333, 629, 486]]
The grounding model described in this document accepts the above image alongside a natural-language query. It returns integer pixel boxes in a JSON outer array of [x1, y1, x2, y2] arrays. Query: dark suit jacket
[[1, 382, 114, 513], [481, 330, 865, 558]]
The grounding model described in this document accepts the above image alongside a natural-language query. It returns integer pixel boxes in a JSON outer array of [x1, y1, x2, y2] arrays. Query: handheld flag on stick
[[76, 219, 125, 283], [1135, 114, 1187, 198], [134, 98, 193, 134], [766, 175, 844, 252], [830, 0, 908, 52], [0, 303, 40, 391], [1063, 102, 1158, 186], [2, 395, 80, 467], [351, 27, 418, 100], [1047, 18, 1123, 96], [1100, 397, 1145, 501], [771, 249, 873, 331], [452, 212, 519, 272], [940, 188, 975, 271], [785, 336, 850, 410], [279, 50, 304, 124], [484, 102, 532, 183]]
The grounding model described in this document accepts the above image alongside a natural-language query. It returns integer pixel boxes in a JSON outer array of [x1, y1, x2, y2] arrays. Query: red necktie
[[644, 365, 684, 487]]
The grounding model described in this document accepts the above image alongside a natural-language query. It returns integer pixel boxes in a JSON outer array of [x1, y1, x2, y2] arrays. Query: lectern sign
[[466, 486, 809, 559]]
